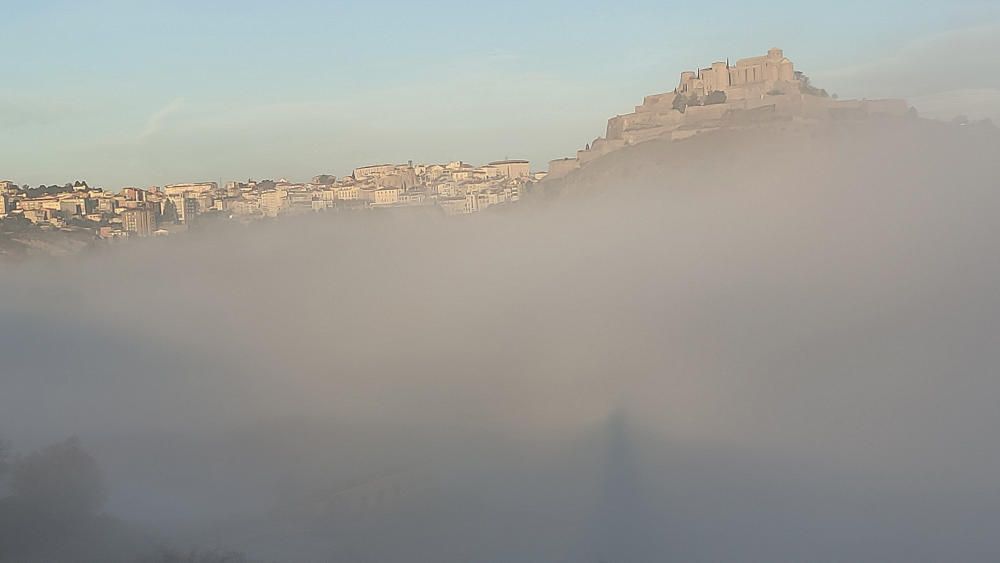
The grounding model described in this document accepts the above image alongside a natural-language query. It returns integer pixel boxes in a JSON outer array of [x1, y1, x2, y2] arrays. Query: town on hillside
[[0, 159, 541, 243], [1, 48, 924, 256]]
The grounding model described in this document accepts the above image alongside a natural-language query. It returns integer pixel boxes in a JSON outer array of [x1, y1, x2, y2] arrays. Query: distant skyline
[[3, 0, 999, 188]]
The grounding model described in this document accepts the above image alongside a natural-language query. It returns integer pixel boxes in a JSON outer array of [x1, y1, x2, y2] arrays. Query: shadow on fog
[[1, 117, 1000, 562]]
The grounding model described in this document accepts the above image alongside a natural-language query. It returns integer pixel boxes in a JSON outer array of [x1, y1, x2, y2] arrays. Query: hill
[[534, 115, 999, 201]]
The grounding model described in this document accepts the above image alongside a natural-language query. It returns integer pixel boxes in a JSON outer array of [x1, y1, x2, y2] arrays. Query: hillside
[[534, 116, 999, 201], [0, 220, 95, 261]]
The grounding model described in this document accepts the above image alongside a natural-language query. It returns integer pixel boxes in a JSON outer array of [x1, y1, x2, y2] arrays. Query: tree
[[796, 71, 829, 97], [704, 91, 727, 106], [10, 436, 106, 522], [672, 93, 689, 113]]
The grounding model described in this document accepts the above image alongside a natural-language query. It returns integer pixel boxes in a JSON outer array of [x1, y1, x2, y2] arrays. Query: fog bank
[[2, 117, 1000, 562]]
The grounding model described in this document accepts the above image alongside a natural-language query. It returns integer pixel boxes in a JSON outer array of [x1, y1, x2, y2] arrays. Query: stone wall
[[547, 158, 581, 180]]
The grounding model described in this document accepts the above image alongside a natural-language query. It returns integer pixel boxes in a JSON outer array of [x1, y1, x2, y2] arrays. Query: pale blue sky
[[2, 0, 998, 187]]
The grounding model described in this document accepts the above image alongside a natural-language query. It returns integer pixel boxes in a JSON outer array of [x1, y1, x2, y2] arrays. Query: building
[[164, 182, 216, 197], [121, 208, 156, 237], [353, 164, 395, 181], [193, 193, 215, 214], [122, 187, 146, 202], [488, 160, 531, 179], [335, 186, 361, 201], [168, 195, 198, 224], [359, 185, 379, 203], [465, 192, 490, 214], [260, 189, 289, 217], [311, 199, 334, 212], [230, 197, 260, 216], [23, 208, 57, 224], [373, 187, 402, 206], [58, 200, 81, 217], [400, 191, 427, 205], [96, 197, 117, 214], [678, 48, 796, 101], [438, 197, 468, 216]]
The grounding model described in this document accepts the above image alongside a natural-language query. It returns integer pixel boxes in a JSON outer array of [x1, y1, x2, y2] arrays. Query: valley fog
[[2, 119, 1000, 561]]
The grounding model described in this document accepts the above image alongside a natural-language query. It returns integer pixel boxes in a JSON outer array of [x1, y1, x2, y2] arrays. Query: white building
[[353, 164, 395, 181], [488, 160, 531, 179]]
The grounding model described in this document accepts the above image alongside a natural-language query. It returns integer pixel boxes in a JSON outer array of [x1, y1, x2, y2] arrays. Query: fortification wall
[[578, 138, 626, 164], [684, 104, 731, 122], [548, 158, 581, 180], [864, 99, 910, 116], [624, 126, 675, 145], [635, 92, 678, 114], [607, 116, 627, 140]]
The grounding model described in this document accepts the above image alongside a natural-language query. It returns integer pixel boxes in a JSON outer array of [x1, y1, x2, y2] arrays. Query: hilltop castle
[[547, 48, 910, 179], [679, 48, 796, 101]]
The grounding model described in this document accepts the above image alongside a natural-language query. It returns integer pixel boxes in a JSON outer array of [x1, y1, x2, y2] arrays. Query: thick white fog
[[2, 117, 1000, 562]]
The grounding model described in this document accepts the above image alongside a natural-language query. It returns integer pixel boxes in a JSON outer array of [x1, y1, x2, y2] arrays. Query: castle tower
[[711, 61, 730, 91], [779, 57, 795, 82], [678, 71, 697, 94]]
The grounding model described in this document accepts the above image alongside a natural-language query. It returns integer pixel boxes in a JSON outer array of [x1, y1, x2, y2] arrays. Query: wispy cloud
[[139, 97, 185, 140], [812, 23, 1000, 99]]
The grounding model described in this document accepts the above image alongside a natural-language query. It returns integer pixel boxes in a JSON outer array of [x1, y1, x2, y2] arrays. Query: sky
[[1, 0, 998, 188]]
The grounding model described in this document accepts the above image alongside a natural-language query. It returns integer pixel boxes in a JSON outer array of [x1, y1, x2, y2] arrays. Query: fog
[[2, 117, 1000, 561]]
